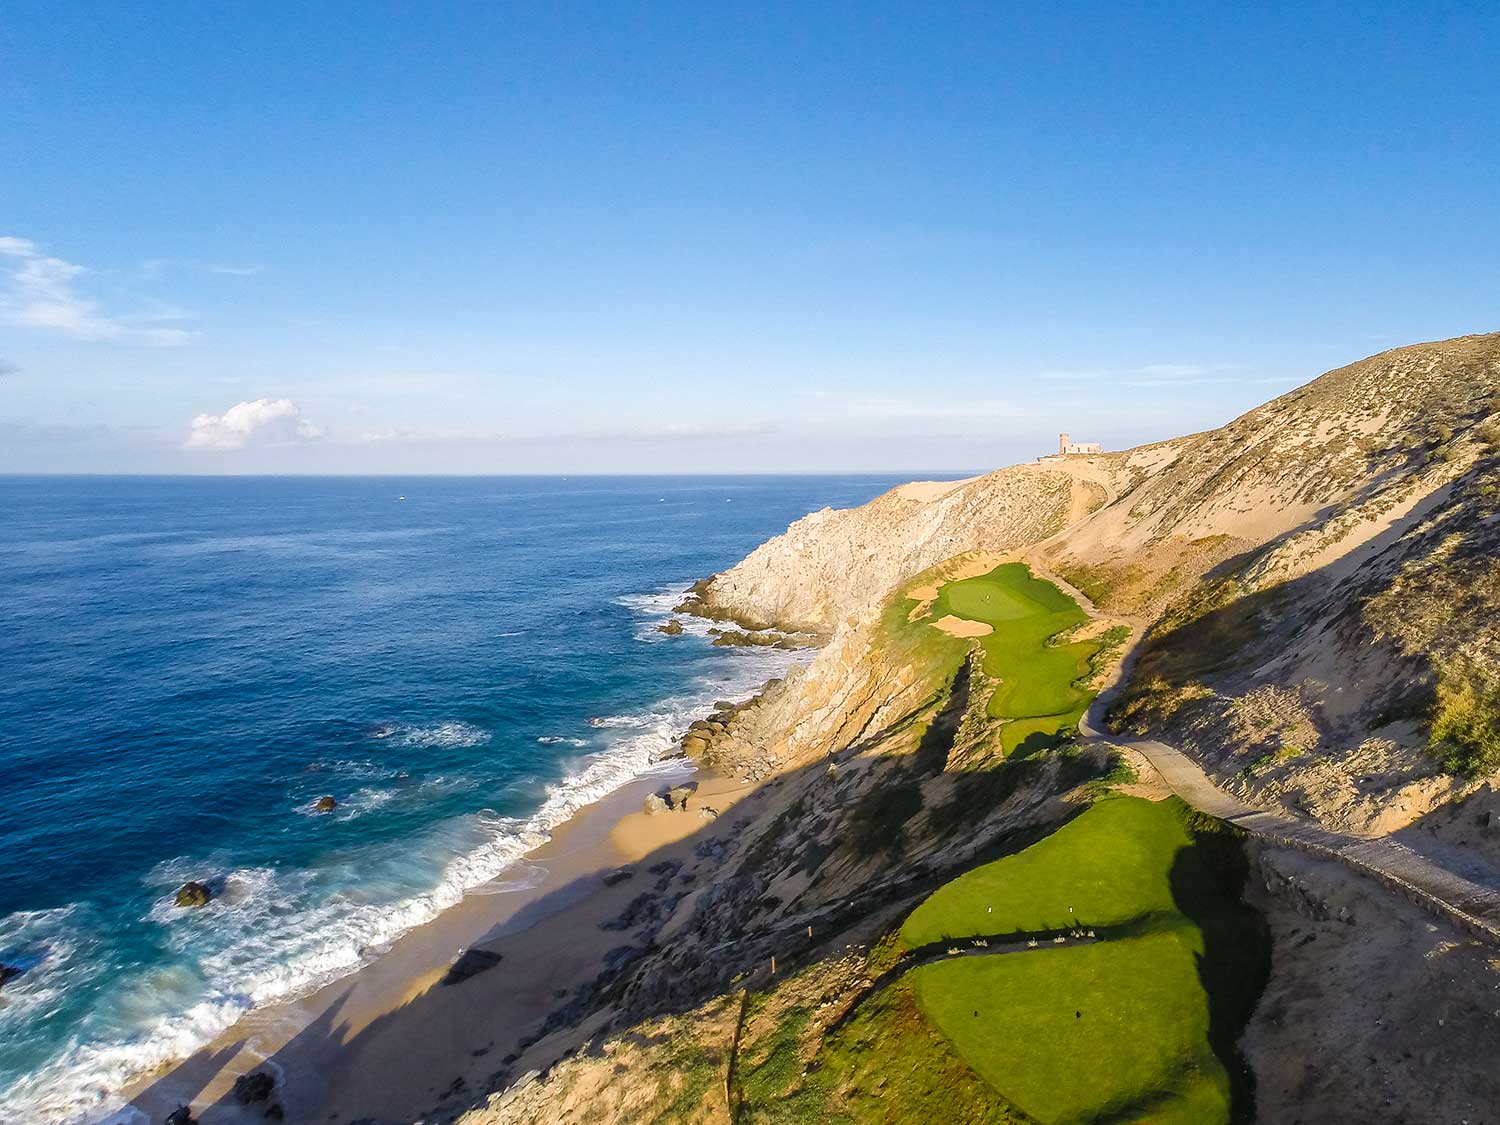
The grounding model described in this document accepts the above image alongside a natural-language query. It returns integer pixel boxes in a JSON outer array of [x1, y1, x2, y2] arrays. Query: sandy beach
[[121, 763, 765, 1125]]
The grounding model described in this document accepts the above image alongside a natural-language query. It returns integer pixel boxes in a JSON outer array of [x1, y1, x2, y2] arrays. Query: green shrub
[[1431, 659, 1500, 777]]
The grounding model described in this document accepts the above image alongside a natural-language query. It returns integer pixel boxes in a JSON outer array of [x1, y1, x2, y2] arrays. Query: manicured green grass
[[900, 796, 1188, 945], [913, 932, 1226, 1125], [897, 797, 1268, 1124], [918, 562, 1102, 757]]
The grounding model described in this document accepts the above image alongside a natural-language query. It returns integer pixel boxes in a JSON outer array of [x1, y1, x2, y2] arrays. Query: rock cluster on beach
[[707, 626, 813, 650], [442, 948, 504, 985], [231, 1070, 275, 1105], [671, 697, 759, 760], [642, 784, 712, 819]]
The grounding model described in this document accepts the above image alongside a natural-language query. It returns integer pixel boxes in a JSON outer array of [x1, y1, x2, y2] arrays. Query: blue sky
[[2, 3, 1496, 473]]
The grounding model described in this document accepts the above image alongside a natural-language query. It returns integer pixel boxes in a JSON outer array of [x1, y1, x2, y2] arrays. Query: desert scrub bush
[[1431, 658, 1500, 777], [1083, 750, 1138, 796]]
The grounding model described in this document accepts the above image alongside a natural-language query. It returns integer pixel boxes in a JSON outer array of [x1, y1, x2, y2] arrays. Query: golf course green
[[916, 562, 1104, 756], [898, 796, 1268, 1124]]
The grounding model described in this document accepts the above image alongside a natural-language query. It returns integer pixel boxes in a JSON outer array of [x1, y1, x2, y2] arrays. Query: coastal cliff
[[455, 334, 1500, 1125]]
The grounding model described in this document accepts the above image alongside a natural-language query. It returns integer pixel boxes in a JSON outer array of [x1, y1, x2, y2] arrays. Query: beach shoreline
[[118, 755, 768, 1125]]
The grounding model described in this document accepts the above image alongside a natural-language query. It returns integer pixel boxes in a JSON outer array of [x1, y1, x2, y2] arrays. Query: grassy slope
[[899, 797, 1267, 1125], [900, 796, 1185, 944], [737, 980, 1026, 1125], [913, 936, 1223, 1125]]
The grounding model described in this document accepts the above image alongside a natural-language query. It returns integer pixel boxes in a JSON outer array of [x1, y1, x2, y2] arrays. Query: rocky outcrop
[[174, 882, 213, 908], [442, 948, 504, 985], [642, 793, 669, 816], [231, 1071, 275, 1105], [313, 795, 337, 812]]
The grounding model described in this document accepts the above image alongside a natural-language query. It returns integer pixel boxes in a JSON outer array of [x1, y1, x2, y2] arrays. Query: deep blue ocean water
[[0, 474, 925, 1122]]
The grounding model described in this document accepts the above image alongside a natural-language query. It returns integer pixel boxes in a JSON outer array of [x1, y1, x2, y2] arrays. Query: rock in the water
[[668, 785, 693, 811], [313, 795, 337, 812], [656, 619, 684, 635], [174, 881, 213, 908], [602, 865, 634, 886], [232, 1071, 275, 1105], [442, 947, 503, 985], [164, 1106, 196, 1125], [0, 963, 22, 990], [643, 792, 670, 815]]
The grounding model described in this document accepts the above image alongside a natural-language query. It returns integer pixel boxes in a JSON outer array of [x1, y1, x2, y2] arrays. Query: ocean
[[0, 474, 925, 1123]]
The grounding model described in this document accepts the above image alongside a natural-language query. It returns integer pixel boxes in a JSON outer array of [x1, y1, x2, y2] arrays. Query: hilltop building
[[1056, 432, 1102, 456]]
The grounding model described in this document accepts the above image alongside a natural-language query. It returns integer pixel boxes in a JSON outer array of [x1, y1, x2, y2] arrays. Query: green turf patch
[[898, 797, 1268, 1124], [913, 932, 1225, 1125], [900, 796, 1188, 944], [902, 562, 1103, 758]]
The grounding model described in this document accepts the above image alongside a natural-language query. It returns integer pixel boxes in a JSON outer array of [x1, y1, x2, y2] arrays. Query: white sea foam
[[587, 714, 648, 729], [536, 735, 589, 746], [616, 584, 723, 641], [390, 720, 489, 748], [8, 591, 808, 1124]]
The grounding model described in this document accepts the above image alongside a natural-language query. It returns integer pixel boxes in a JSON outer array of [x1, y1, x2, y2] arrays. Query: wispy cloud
[[140, 257, 265, 279], [186, 399, 325, 450], [0, 236, 196, 346], [1037, 362, 1246, 386], [355, 421, 777, 446], [0, 358, 18, 377]]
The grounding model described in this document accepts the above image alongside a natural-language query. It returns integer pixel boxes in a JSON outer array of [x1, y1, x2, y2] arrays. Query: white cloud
[[186, 399, 326, 451], [0, 235, 195, 346]]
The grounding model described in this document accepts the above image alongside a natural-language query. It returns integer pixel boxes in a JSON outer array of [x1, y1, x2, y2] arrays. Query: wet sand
[[120, 764, 761, 1125]]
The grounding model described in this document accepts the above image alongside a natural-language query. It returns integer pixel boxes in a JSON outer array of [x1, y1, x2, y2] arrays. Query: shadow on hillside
[[1167, 823, 1271, 1125]]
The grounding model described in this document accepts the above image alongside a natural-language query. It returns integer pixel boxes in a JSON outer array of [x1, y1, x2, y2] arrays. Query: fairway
[[896, 797, 1268, 1124], [918, 562, 1101, 756], [913, 933, 1227, 1125], [900, 796, 1189, 944]]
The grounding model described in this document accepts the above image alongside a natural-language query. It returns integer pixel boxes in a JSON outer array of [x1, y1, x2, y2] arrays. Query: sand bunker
[[932, 614, 993, 637]]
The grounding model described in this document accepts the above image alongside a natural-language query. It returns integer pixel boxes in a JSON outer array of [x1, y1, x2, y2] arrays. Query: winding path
[[1015, 553, 1500, 946]]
